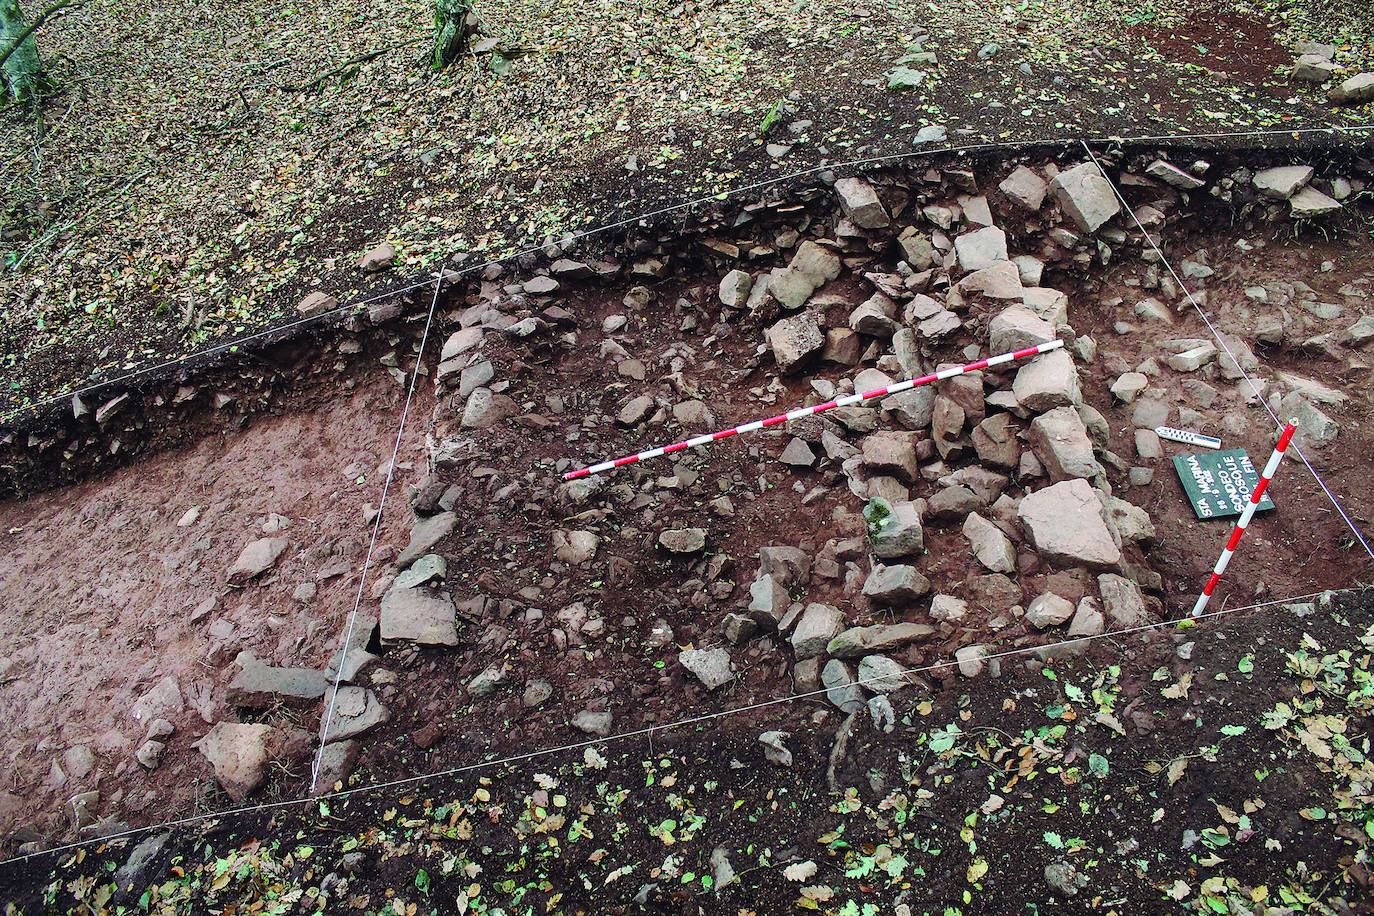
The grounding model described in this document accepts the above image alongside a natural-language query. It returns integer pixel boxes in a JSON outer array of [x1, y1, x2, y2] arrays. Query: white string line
[[4, 123, 1371, 427], [1, 585, 1349, 868], [309, 270, 447, 792], [1079, 142, 1374, 562]]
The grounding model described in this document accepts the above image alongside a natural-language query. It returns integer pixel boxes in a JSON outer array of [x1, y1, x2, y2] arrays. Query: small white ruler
[[1156, 426, 1221, 449]]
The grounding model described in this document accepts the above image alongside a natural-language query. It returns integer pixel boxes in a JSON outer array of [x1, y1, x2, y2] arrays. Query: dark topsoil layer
[[0, 589, 1370, 913], [4, 137, 1373, 496]]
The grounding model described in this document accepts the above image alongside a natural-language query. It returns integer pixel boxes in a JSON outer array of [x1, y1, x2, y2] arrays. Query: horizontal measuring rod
[[562, 338, 1065, 480]]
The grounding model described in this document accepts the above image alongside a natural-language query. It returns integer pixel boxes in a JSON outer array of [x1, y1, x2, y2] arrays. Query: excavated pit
[[2, 143, 1373, 854]]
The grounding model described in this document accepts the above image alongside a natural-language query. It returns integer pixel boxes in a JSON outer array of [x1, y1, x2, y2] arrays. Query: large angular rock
[[130, 675, 184, 724], [1098, 574, 1150, 627], [1292, 53, 1337, 83], [962, 512, 1016, 573], [866, 499, 925, 559], [397, 512, 457, 568], [849, 292, 899, 338], [862, 431, 920, 483], [834, 177, 890, 228], [1028, 407, 1099, 481], [1067, 596, 1105, 637], [298, 291, 337, 318], [989, 305, 1056, 355], [999, 165, 1048, 210], [747, 573, 789, 625], [821, 659, 865, 713], [319, 686, 390, 742], [659, 527, 707, 553], [379, 583, 460, 646], [1329, 72, 1374, 105], [719, 269, 752, 308], [956, 645, 989, 678], [1145, 159, 1204, 190], [926, 485, 981, 522], [1290, 186, 1342, 219], [861, 564, 931, 604], [1018, 479, 1122, 569], [311, 740, 361, 796], [827, 623, 935, 658], [789, 240, 843, 287], [857, 655, 916, 693], [196, 723, 310, 802], [227, 538, 288, 586], [1279, 392, 1339, 448], [972, 414, 1021, 469], [931, 395, 965, 460], [766, 312, 825, 372], [679, 648, 734, 691], [758, 546, 811, 585], [790, 603, 846, 659], [227, 653, 328, 708], [618, 395, 654, 425], [1026, 592, 1075, 628], [1051, 162, 1121, 234], [1012, 349, 1081, 411], [954, 226, 1008, 273], [1164, 344, 1217, 372], [1252, 165, 1312, 200], [954, 261, 1023, 301], [441, 327, 484, 361]]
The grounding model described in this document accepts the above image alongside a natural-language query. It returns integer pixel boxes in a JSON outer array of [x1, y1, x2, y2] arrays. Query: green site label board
[[1171, 449, 1275, 520]]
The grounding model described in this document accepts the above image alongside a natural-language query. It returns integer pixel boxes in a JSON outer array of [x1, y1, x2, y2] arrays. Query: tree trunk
[[0, 0, 43, 102], [431, 0, 473, 71]]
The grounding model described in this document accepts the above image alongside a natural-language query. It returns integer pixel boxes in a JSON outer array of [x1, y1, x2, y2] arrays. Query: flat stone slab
[[1017, 479, 1122, 570], [679, 648, 735, 691], [227, 653, 328, 708], [827, 622, 935, 658], [396, 512, 457, 568], [320, 686, 390, 743], [379, 583, 460, 646]]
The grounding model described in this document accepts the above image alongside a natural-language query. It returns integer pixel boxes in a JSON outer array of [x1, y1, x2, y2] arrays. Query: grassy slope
[[1, 0, 1372, 415]]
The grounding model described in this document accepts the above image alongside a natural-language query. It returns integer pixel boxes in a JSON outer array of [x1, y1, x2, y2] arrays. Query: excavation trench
[[1, 143, 1372, 854]]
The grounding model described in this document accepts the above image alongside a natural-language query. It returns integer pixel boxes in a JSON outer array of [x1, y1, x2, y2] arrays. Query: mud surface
[[1, 147, 1373, 872], [0, 370, 426, 837]]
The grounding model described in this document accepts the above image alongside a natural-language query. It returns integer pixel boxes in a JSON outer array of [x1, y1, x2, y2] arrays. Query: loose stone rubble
[[11, 145, 1371, 835]]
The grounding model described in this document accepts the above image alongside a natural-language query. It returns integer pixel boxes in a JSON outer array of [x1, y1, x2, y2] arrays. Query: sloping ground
[[2, 0, 1373, 416], [1, 590, 1369, 913], [3, 144, 1373, 867]]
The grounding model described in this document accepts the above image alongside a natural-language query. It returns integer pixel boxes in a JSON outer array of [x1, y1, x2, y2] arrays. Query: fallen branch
[[0, 0, 86, 74], [281, 36, 426, 93], [13, 168, 149, 271]]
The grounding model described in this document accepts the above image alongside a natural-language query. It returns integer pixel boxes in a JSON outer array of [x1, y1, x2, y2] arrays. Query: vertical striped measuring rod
[[1191, 420, 1298, 617], [562, 339, 1065, 481]]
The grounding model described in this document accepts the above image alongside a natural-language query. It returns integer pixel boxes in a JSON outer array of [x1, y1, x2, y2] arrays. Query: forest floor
[[2, 0, 1374, 417]]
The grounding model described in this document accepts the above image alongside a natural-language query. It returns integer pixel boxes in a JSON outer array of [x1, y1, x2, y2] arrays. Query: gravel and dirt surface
[[1, 589, 1370, 913], [2, 0, 1374, 417], [1, 144, 1374, 916]]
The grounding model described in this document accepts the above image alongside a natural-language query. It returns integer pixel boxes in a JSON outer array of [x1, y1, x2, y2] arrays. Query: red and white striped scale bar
[[1190, 419, 1298, 618], [562, 338, 1066, 481]]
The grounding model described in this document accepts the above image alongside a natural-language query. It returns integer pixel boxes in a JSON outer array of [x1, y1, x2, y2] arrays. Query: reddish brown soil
[[1078, 230, 1374, 607], [1134, 5, 1294, 82], [1, 154, 1372, 862], [0, 370, 428, 839]]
